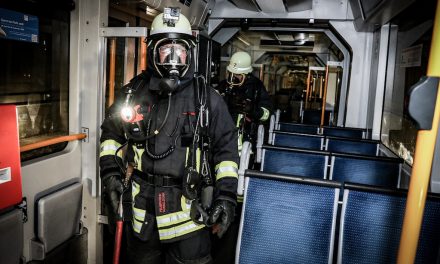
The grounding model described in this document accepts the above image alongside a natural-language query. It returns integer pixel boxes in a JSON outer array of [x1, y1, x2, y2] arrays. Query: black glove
[[231, 96, 252, 115], [242, 99, 253, 114], [209, 199, 236, 238], [102, 174, 124, 214]]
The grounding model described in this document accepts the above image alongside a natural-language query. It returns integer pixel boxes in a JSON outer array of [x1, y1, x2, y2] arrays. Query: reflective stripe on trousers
[[131, 181, 146, 234], [156, 196, 205, 241]]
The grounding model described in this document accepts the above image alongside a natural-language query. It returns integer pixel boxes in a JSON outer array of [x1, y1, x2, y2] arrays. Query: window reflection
[[381, 1, 436, 165], [0, 4, 70, 160]]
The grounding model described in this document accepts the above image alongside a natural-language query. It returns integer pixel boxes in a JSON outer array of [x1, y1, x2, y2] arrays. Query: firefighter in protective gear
[[217, 51, 272, 154], [100, 8, 238, 264]]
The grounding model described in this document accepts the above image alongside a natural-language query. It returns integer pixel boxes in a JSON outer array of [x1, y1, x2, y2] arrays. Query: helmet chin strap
[[227, 73, 246, 87]]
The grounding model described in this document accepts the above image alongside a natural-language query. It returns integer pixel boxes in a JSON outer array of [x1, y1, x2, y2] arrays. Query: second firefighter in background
[[216, 51, 273, 153], [212, 51, 273, 264]]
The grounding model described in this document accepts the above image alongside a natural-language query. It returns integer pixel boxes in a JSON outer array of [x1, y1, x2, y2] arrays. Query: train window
[[380, 0, 437, 165], [0, 2, 71, 161]]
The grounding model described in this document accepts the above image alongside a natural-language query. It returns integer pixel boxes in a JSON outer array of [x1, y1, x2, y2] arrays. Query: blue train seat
[[338, 185, 440, 264], [330, 154, 402, 188], [326, 137, 379, 156], [278, 122, 319, 134], [237, 171, 339, 264], [261, 146, 329, 179], [273, 132, 324, 150], [322, 126, 364, 139]]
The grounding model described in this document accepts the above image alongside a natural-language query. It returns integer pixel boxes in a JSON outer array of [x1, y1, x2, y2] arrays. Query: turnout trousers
[[125, 224, 212, 264], [125, 173, 212, 264]]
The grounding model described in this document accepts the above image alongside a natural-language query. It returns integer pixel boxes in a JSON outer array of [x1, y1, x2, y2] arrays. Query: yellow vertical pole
[[397, 1, 440, 263], [321, 66, 330, 127]]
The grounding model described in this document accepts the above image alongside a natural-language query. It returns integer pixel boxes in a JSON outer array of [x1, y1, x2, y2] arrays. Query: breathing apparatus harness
[[115, 72, 214, 225], [183, 75, 215, 226], [119, 75, 178, 163]]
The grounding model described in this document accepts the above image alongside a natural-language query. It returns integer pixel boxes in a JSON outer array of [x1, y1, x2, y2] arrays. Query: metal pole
[[305, 69, 312, 109], [139, 37, 147, 73], [397, 1, 440, 263], [108, 38, 117, 107]]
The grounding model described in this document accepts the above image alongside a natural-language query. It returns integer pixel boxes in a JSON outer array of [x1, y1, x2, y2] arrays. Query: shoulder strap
[[193, 75, 211, 133], [128, 71, 151, 95]]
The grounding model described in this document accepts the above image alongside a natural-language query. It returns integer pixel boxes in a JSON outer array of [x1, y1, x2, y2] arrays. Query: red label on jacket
[[158, 192, 166, 213]]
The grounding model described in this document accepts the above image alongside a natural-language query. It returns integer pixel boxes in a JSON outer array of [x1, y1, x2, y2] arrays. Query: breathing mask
[[153, 39, 191, 93], [227, 72, 246, 87]]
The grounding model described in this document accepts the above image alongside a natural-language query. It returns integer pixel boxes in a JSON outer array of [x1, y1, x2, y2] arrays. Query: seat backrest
[[275, 109, 281, 126], [326, 137, 379, 156], [268, 115, 275, 144], [238, 141, 252, 196], [338, 187, 440, 264], [278, 122, 319, 134], [303, 109, 331, 125], [256, 125, 265, 163], [322, 126, 364, 139], [273, 132, 324, 150], [0, 209, 23, 264], [262, 146, 329, 179], [237, 171, 339, 264], [36, 182, 83, 254], [330, 154, 401, 188]]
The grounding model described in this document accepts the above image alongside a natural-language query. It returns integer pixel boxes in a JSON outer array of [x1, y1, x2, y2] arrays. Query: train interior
[[1, 0, 440, 263]]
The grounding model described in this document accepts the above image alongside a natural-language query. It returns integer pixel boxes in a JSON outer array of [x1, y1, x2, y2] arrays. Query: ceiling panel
[[285, 0, 313, 12], [227, 0, 260, 11], [255, 0, 286, 13]]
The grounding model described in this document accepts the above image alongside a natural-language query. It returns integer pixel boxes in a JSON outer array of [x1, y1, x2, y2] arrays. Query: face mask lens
[[158, 43, 188, 65]]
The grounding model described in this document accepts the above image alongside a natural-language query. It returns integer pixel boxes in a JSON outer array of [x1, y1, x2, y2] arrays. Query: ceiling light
[[237, 36, 250, 46]]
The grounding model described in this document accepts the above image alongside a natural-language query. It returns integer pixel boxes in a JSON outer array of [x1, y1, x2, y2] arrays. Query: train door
[[99, 24, 149, 264], [322, 61, 343, 126]]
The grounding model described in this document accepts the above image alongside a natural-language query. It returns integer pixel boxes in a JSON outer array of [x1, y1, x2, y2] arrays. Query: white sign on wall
[[400, 44, 423, 68]]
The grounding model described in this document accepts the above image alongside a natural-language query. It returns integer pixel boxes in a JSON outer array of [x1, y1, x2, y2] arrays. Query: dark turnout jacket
[[217, 74, 272, 143], [99, 71, 239, 242]]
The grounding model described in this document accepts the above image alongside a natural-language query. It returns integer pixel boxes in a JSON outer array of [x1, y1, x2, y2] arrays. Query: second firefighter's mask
[[227, 72, 246, 87]]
